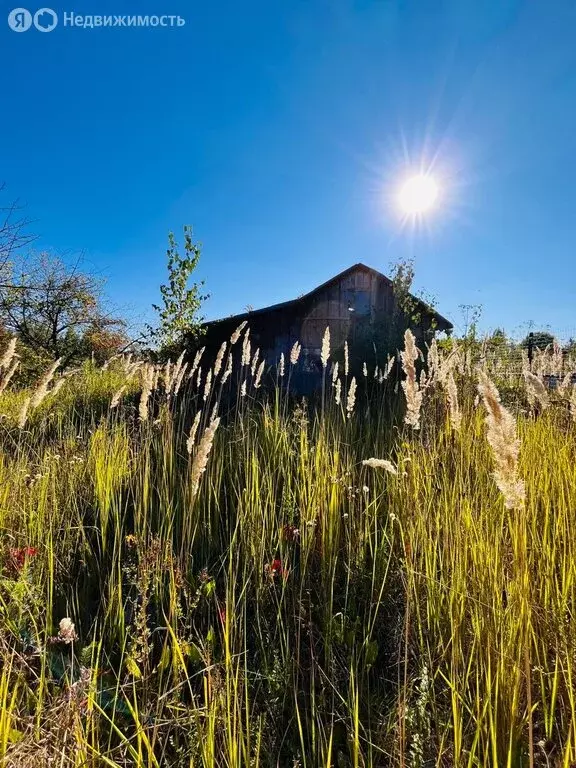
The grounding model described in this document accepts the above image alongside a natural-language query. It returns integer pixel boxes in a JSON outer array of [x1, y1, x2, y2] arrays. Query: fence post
[[527, 332, 534, 370]]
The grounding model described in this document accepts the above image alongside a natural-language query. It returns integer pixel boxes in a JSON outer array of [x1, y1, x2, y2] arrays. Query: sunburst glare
[[398, 174, 439, 215]]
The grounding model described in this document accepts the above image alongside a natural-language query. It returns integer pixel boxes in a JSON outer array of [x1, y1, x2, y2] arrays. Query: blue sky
[[2, 0, 576, 339]]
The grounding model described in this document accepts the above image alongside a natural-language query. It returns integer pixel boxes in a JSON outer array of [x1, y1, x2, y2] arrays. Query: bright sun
[[398, 174, 439, 215]]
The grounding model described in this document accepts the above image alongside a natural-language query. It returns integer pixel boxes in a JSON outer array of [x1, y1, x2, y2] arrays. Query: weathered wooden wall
[[198, 264, 449, 391], [298, 266, 393, 357]]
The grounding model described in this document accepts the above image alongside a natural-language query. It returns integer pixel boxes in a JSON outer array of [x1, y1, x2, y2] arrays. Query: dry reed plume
[[290, 341, 301, 365], [230, 320, 247, 345], [167, 351, 186, 396], [445, 372, 461, 431], [523, 371, 549, 410], [362, 458, 398, 474], [241, 329, 251, 366], [189, 416, 220, 498], [401, 330, 422, 430], [173, 362, 188, 395], [427, 339, 439, 382], [321, 326, 330, 368], [570, 385, 576, 422], [254, 359, 265, 388], [186, 411, 202, 454], [558, 371, 572, 397], [17, 396, 31, 429], [477, 368, 525, 510], [331, 361, 339, 384], [214, 341, 227, 377], [346, 376, 357, 418], [189, 347, 205, 379], [110, 385, 127, 409], [0, 358, 19, 394], [0, 337, 17, 371], [222, 353, 233, 384], [138, 364, 155, 422], [250, 348, 260, 377], [203, 369, 213, 401], [30, 358, 62, 409]]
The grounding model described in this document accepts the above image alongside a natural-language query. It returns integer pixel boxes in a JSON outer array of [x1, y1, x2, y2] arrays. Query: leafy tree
[[389, 258, 441, 336], [490, 327, 507, 341], [390, 258, 417, 320], [0, 251, 126, 368], [484, 328, 508, 352], [459, 304, 483, 342], [521, 331, 555, 350], [0, 184, 36, 278], [148, 226, 208, 357], [81, 325, 129, 365], [344, 258, 440, 375]]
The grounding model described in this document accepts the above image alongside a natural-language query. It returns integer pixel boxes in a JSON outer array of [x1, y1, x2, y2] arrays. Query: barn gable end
[[196, 263, 452, 387]]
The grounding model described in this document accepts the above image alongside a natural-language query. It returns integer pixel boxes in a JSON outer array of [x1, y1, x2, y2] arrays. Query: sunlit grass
[[0, 337, 575, 766]]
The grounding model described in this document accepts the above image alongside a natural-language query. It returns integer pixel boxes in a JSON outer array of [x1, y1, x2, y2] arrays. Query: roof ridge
[[204, 263, 452, 329]]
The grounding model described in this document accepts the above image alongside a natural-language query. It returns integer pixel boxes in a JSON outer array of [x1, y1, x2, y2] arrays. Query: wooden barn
[[199, 263, 452, 389]]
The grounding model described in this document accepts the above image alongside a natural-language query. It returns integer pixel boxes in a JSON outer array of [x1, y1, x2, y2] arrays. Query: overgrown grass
[[1, 337, 576, 767]]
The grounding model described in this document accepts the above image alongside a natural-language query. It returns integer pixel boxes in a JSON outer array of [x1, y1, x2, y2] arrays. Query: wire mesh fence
[[448, 331, 576, 386]]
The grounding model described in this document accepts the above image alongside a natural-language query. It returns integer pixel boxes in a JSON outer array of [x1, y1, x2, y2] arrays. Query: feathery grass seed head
[[190, 417, 220, 499], [401, 330, 422, 430], [331, 361, 339, 384], [362, 458, 398, 474], [241, 329, 251, 366], [0, 337, 17, 372], [524, 371, 549, 409], [230, 320, 247, 345], [346, 377, 357, 418], [290, 341, 301, 365], [254, 359, 265, 388], [335, 378, 342, 405], [30, 358, 62, 409], [477, 369, 525, 510], [186, 411, 202, 454], [321, 326, 330, 368]]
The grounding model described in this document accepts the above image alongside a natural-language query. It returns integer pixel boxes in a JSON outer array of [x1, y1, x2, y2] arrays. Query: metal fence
[[456, 331, 576, 384]]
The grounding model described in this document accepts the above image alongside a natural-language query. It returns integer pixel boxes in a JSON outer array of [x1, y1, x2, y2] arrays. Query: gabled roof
[[206, 262, 452, 331]]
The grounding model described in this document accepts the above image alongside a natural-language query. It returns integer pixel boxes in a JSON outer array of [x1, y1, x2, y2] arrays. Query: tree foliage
[[148, 226, 208, 357], [356, 259, 439, 363], [521, 331, 555, 350], [0, 184, 36, 279], [0, 251, 126, 367]]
